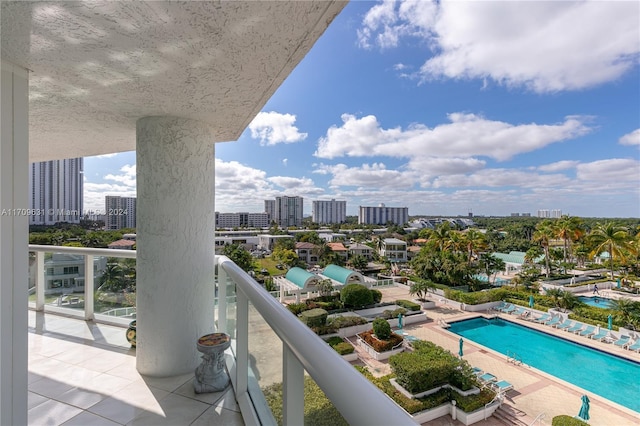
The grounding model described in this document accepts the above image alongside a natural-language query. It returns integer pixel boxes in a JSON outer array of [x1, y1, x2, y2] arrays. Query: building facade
[[29, 158, 83, 225], [265, 196, 303, 227], [312, 199, 346, 224], [105, 196, 136, 230], [216, 212, 270, 229], [358, 204, 408, 226]]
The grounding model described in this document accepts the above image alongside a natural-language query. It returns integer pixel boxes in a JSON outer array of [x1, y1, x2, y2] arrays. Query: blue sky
[[84, 0, 640, 218]]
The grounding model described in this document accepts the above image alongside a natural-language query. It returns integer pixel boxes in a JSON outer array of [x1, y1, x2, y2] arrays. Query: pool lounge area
[[448, 317, 640, 413]]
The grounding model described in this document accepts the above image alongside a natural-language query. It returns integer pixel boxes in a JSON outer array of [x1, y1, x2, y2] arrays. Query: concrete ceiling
[[1, 1, 347, 162]]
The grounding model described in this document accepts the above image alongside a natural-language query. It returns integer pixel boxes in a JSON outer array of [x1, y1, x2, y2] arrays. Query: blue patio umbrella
[[528, 295, 535, 308], [458, 338, 464, 357], [398, 313, 403, 330], [607, 314, 613, 330], [577, 394, 590, 421]]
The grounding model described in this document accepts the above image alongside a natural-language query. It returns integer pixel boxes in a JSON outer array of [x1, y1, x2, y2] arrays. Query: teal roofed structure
[[322, 264, 364, 285], [285, 267, 320, 290]]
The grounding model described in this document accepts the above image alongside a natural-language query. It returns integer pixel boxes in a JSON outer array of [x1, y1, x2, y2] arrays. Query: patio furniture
[[565, 322, 585, 333], [491, 380, 514, 394], [577, 325, 596, 337]]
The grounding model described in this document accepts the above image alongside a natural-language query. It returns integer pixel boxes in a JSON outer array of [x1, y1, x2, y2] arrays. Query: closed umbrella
[[398, 313, 403, 331], [607, 314, 613, 330], [458, 338, 464, 357], [528, 295, 535, 308], [577, 394, 590, 421]]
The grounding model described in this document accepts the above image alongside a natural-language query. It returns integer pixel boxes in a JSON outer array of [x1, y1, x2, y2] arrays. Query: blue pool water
[[449, 317, 640, 412], [577, 296, 614, 309]]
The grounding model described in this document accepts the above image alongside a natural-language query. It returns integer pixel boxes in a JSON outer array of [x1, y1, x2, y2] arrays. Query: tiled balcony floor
[[28, 310, 243, 426]]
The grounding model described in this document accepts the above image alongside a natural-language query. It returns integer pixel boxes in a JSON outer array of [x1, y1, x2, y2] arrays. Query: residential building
[[105, 196, 136, 230], [358, 204, 408, 226], [347, 243, 373, 260], [327, 242, 348, 262], [215, 211, 270, 229], [41, 253, 106, 295], [107, 239, 136, 250], [29, 158, 83, 225], [312, 199, 346, 224], [380, 238, 408, 262], [265, 195, 304, 227], [295, 242, 319, 265], [257, 234, 294, 251]]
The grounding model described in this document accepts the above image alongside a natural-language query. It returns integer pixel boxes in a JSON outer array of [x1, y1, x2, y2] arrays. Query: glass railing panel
[[247, 300, 282, 424], [93, 256, 137, 321], [28, 251, 36, 308], [41, 251, 87, 314]]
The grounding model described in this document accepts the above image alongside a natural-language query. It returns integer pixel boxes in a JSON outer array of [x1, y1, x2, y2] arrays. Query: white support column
[[84, 255, 94, 321], [282, 345, 304, 426], [35, 251, 45, 311], [136, 116, 215, 376], [0, 61, 29, 426]]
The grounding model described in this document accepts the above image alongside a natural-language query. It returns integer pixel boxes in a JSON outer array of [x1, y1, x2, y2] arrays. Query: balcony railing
[[28, 245, 417, 425]]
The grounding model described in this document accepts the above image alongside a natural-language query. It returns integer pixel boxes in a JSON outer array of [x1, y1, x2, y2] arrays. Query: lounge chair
[[472, 367, 483, 376], [532, 313, 552, 323], [555, 319, 573, 329], [493, 302, 508, 312], [590, 329, 609, 341], [613, 336, 631, 347], [491, 380, 514, 394], [478, 373, 497, 384], [519, 310, 531, 319], [501, 304, 517, 314], [544, 316, 562, 327], [626, 340, 640, 352], [578, 325, 596, 337], [566, 323, 584, 333], [511, 306, 526, 316]]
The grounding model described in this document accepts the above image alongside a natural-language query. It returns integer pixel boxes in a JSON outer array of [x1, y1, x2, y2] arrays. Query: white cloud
[[576, 158, 640, 184], [359, 1, 640, 92], [248, 111, 308, 146], [619, 129, 640, 146], [104, 164, 136, 187], [315, 113, 591, 162], [282, 158, 288, 166], [93, 153, 118, 158], [538, 161, 580, 173], [315, 163, 416, 189]]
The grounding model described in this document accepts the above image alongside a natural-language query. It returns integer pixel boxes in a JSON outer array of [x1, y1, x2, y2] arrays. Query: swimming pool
[[577, 295, 614, 309], [449, 317, 640, 412]]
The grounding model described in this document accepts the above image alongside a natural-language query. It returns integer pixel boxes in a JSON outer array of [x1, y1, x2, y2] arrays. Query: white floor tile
[[61, 411, 122, 426], [28, 399, 83, 426], [28, 391, 49, 410], [29, 377, 75, 399], [139, 372, 194, 393], [125, 393, 210, 426], [191, 405, 244, 426], [56, 386, 109, 410]]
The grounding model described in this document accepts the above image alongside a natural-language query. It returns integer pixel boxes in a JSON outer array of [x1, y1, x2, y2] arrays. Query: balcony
[[27, 245, 416, 425]]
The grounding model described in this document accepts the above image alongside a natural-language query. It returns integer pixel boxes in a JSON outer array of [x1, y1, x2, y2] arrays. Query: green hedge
[[370, 289, 383, 303], [333, 342, 355, 355], [300, 308, 328, 328], [396, 299, 421, 311], [552, 415, 589, 426], [373, 317, 392, 340], [287, 302, 309, 315], [340, 284, 374, 308], [380, 308, 408, 319], [328, 315, 368, 329]]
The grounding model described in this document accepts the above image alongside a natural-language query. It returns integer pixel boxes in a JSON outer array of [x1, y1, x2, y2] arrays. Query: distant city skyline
[[81, 2, 638, 218]]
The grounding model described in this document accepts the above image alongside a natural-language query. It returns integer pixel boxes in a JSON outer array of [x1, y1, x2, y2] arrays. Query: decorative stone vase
[[193, 333, 231, 394], [126, 320, 137, 347]]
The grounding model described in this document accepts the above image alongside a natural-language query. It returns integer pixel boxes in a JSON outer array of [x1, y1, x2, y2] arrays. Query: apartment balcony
[[27, 245, 416, 425]]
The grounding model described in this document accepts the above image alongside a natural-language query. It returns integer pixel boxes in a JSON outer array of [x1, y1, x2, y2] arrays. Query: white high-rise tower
[[29, 158, 83, 225]]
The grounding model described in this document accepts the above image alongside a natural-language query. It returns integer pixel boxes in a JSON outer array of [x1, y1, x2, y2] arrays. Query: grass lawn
[[256, 256, 287, 277]]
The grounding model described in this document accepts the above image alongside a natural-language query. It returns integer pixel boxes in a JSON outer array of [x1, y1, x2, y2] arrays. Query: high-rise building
[[29, 158, 83, 225], [265, 196, 303, 227], [537, 209, 550, 218], [215, 212, 270, 228], [551, 209, 562, 218], [312, 199, 346, 224], [105, 196, 136, 230], [358, 204, 408, 226]]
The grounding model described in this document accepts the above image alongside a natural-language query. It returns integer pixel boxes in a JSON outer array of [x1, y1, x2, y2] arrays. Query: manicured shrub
[[287, 302, 309, 315], [451, 388, 495, 412], [312, 324, 337, 335], [340, 284, 373, 308], [396, 299, 421, 311], [328, 315, 368, 329], [333, 342, 355, 355], [325, 336, 344, 346], [299, 308, 328, 328], [372, 317, 392, 340], [552, 415, 589, 426], [370, 289, 383, 303]]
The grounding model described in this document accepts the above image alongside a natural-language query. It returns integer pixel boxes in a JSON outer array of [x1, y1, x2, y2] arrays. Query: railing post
[[217, 261, 227, 333], [235, 288, 249, 396], [84, 254, 94, 321], [35, 251, 45, 311], [282, 344, 304, 426]]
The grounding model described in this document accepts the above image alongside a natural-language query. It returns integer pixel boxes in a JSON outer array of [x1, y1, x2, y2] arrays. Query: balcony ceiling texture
[[1, 1, 347, 162]]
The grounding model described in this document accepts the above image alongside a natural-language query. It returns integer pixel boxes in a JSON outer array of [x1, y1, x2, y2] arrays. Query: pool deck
[[376, 286, 640, 426]]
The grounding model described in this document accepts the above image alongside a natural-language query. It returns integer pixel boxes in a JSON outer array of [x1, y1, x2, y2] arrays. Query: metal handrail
[[218, 256, 418, 426], [29, 244, 136, 258]]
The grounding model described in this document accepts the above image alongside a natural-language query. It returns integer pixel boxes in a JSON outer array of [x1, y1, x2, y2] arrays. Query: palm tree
[[610, 298, 640, 329], [554, 216, 584, 264], [98, 262, 123, 292], [408, 279, 436, 301], [425, 222, 452, 252], [588, 222, 634, 280], [462, 228, 487, 265], [533, 221, 555, 278]]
